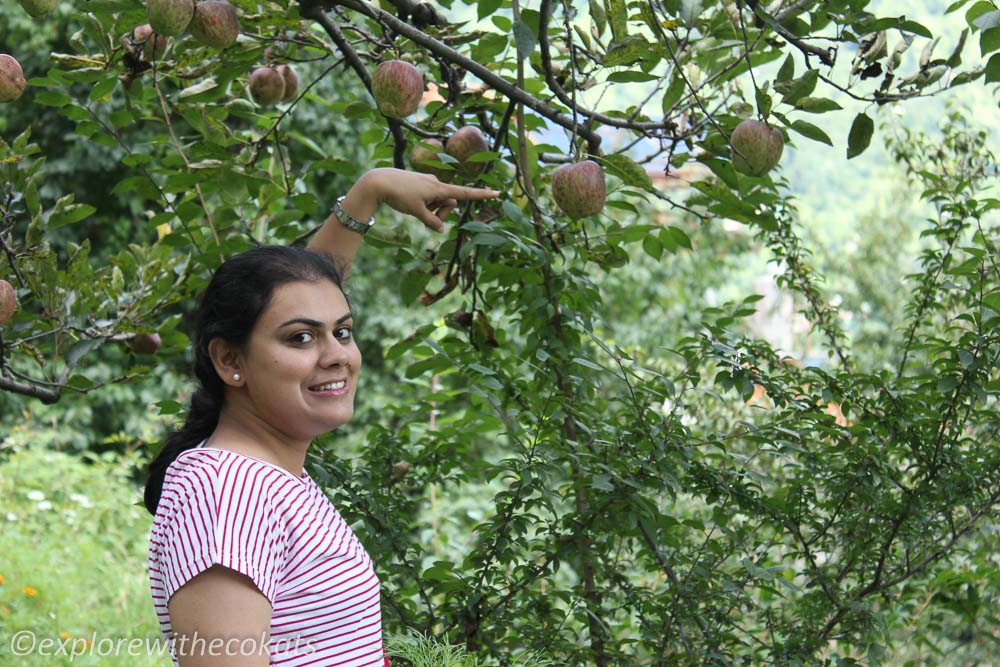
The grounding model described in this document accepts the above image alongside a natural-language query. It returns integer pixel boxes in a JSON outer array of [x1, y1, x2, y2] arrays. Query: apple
[[130, 24, 168, 62], [371, 60, 424, 118], [147, 0, 194, 37], [249, 67, 285, 106], [276, 64, 298, 102], [19, 0, 59, 19], [391, 461, 412, 480], [130, 333, 162, 355], [0, 55, 26, 104], [551, 160, 606, 219], [0, 280, 18, 326], [409, 138, 451, 181], [730, 119, 784, 176], [190, 0, 239, 48], [444, 126, 489, 181]]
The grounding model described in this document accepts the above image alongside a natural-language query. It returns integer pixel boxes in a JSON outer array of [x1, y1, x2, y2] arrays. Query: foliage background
[[1, 0, 999, 664]]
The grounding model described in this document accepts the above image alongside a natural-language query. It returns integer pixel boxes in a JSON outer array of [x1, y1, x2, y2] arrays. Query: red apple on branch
[[551, 160, 606, 219], [130, 24, 169, 62], [146, 0, 194, 37], [410, 138, 451, 181], [130, 333, 162, 355], [0, 55, 26, 104], [730, 119, 784, 176], [0, 280, 18, 326], [276, 64, 298, 102], [249, 67, 285, 106], [190, 0, 239, 47], [445, 126, 489, 181], [371, 60, 423, 118]]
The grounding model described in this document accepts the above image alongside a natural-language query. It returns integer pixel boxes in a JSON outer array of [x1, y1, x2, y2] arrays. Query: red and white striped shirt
[[148, 443, 386, 666]]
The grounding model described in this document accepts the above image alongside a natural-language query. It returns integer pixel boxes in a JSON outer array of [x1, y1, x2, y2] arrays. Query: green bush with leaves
[[2, 0, 998, 664]]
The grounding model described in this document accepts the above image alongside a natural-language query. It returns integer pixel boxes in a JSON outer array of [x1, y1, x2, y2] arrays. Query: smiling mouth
[[309, 380, 347, 391]]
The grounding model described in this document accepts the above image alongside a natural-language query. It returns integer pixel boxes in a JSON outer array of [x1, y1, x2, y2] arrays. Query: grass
[[0, 444, 165, 666]]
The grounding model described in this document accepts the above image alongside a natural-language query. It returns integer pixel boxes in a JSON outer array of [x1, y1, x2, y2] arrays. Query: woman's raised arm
[[306, 168, 500, 281]]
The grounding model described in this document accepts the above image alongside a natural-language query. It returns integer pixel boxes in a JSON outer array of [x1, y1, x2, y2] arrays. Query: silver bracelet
[[334, 195, 375, 235]]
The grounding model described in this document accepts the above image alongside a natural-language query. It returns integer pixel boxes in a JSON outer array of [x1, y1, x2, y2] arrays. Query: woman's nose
[[319, 333, 351, 367]]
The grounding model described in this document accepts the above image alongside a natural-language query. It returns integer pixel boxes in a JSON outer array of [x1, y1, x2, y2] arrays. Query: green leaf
[[179, 78, 219, 100], [590, 0, 607, 35], [755, 89, 772, 117], [971, 8, 1000, 30], [49, 204, 96, 228], [664, 225, 693, 250], [109, 109, 133, 129], [477, 0, 503, 20], [471, 232, 509, 247], [793, 97, 843, 113], [35, 90, 72, 107], [680, 0, 703, 26], [384, 324, 437, 361], [288, 131, 326, 158], [947, 28, 969, 66], [789, 119, 832, 145], [777, 69, 818, 105], [980, 26, 1000, 55], [776, 54, 795, 82], [864, 16, 931, 37], [601, 154, 653, 191], [699, 157, 739, 189], [591, 474, 614, 492], [660, 76, 685, 114], [985, 53, 1000, 82], [513, 20, 536, 61], [899, 19, 933, 38], [155, 400, 184, 415], [983, 291, 1000, 313], [938, 375, 959, 392], [65, 374, 94, 390], [607, 71, 659, 83], [491, 15, 512, 31], [405, 355, 448, 379], [642, 234, 663, 260], [89, 77, 117, 102], [604, 35, 653, 67], [606, 0, 627, 41], [847, 112, 875, 159], [399, 270, 431, 304], [572, 357, 605, 371], [471, 33, 508, 62]]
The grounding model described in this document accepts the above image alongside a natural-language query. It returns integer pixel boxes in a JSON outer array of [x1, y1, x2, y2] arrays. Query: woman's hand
[[360, 167, 500, 232]]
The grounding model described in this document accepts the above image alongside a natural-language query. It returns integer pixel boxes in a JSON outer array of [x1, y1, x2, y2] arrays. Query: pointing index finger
[[449, 185, 501, 200]]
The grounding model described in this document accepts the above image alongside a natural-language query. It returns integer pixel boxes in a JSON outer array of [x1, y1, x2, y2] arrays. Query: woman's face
[[235, 279, 362, 441]]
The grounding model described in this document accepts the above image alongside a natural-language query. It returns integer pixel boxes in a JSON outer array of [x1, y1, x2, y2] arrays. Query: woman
[[144, 168, 499, 666]]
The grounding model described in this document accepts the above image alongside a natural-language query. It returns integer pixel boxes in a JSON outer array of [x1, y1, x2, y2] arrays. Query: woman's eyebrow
[[278, 313, 352, 328]]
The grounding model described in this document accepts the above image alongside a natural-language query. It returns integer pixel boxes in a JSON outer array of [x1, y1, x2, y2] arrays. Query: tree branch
[[303, 5, 410, 168]]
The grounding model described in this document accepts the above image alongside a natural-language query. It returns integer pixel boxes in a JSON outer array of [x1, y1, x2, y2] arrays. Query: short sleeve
[[154, 460, 287, 607]]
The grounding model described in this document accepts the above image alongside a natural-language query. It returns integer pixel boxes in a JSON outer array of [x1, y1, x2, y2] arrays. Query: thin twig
[[151, 72, 222, 251]]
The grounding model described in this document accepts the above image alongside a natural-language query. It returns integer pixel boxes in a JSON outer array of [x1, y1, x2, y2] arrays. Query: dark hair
[[143, 246, 346, 515]]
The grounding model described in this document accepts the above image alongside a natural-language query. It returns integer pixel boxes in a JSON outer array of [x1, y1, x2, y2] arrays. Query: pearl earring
[[233, 373, 241, 381]]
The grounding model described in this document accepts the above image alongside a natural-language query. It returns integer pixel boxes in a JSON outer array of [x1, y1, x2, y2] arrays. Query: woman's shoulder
[[165, 446, 306, 500]]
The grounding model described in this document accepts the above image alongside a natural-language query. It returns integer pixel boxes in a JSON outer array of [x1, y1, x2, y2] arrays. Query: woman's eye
[[290, 332, 315, 344], [335, 326, 353, 341]]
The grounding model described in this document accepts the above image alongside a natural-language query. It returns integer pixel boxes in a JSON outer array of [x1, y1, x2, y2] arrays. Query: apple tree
[[2, 0, 999, 663]]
